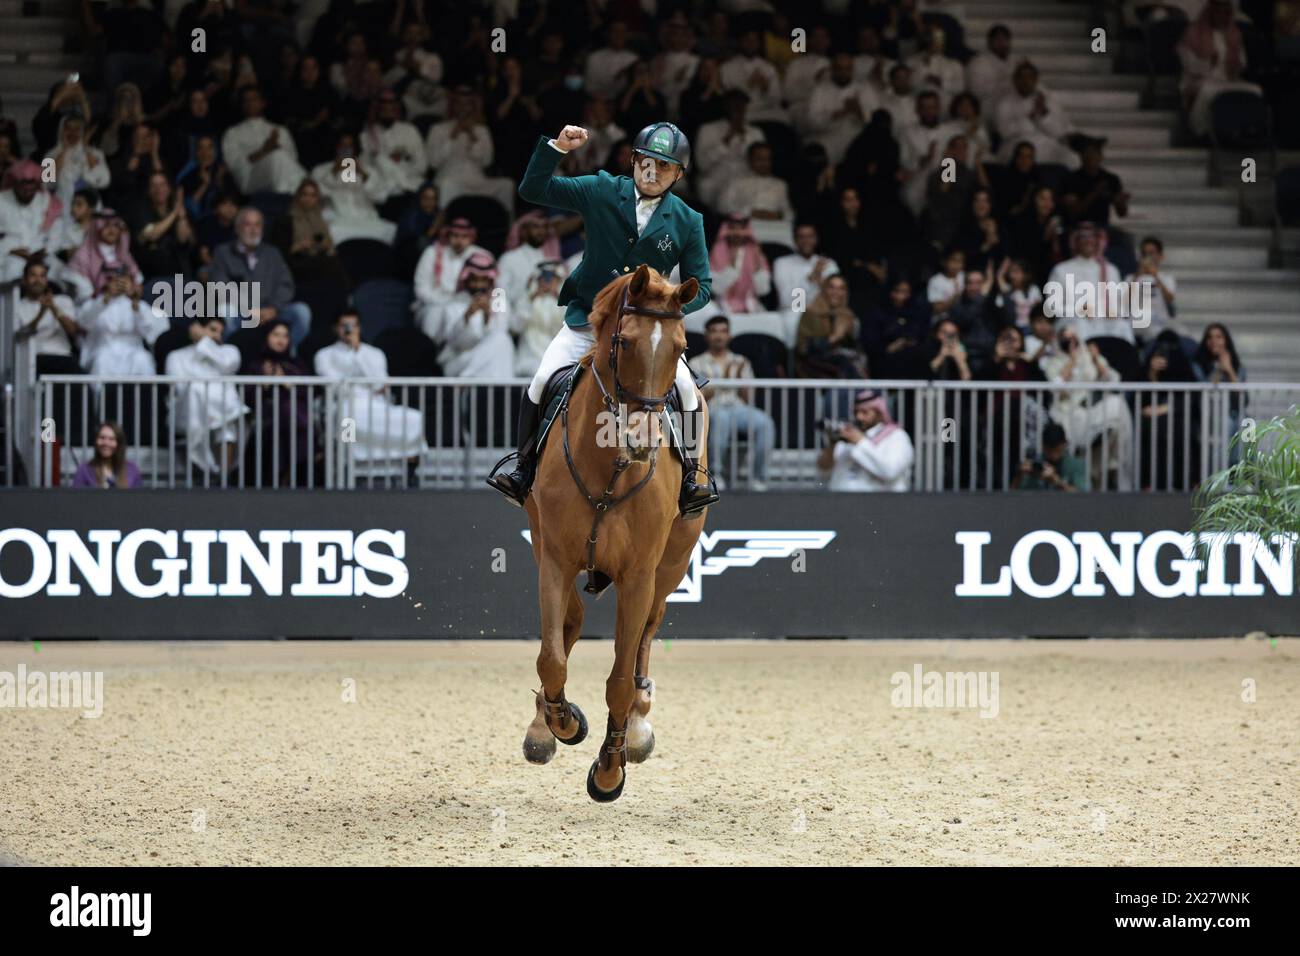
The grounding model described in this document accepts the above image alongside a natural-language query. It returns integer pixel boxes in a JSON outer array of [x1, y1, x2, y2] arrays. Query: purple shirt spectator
[[72, 461, 142, 488]]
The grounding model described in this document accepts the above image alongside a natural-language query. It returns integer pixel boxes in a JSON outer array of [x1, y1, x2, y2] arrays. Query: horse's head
[[589, 264, 699, 462]]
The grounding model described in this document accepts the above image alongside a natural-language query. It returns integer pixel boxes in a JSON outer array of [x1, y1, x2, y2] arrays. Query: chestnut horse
[[521, 264, 707, 802]]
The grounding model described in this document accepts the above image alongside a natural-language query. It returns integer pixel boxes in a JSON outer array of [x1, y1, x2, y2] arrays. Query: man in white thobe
[[906, 26, 965, 111], [496, 213, 551, 317], [423, 251, 514, 379], [818, 390, 915, 492], [359, 90, 428, 201], [0, 162, 69, 287], [967, 24, 1016, 114], [425, 86, 515, 211], [995, 63, 1078, 166], [314, 312, 426, 462], [165, 316, 247, 474], [1046, 225, 1135, 347], [807, 53, 880, 166], [413, 217, 488, 323], [693, 91, 766, 209], [585, 20, 639, 94], [221, 87, 308, 194], [899, 91, 953, 214], [653, 16, 702, 120], [719, 29, 786, 123], [717, 142, 794, 246], [773, 224, 841, 324]]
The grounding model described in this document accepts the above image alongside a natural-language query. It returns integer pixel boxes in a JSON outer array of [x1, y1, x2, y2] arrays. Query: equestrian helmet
[[632, 122, 690, 169]]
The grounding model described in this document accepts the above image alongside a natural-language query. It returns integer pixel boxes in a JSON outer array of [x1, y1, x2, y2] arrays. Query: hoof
[[523, 733, 556, 764], [626, 728, 655, 764], [586, 761, 625, 803], [553, 701, 588, 746]]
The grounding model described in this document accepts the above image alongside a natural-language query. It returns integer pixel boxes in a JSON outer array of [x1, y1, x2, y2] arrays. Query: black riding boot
[[487, 397, 542, 506], [677, 408, 719, 517]]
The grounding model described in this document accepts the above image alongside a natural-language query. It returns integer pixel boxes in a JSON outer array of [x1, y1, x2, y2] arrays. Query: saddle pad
[[534, 364, 583, 462]]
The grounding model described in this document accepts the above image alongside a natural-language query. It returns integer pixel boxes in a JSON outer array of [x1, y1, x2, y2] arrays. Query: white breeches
[[526, 323, 699, 413]]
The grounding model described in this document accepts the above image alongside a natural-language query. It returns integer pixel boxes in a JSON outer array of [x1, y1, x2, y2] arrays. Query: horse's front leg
[[524, 565, 588, 764], [587, 575, 656, 802], [627, 534, 695, 763]]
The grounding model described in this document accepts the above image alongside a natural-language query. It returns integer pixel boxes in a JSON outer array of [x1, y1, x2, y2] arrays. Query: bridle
[[587, 284, 683, 414], [562, 281, 685, 593]]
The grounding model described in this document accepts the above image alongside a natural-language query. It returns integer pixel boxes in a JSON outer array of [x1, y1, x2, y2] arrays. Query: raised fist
[[555, 125, 588, 152]]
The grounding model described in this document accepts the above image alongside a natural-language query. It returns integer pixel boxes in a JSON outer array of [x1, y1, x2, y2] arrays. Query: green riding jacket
[[516, 134, 713, 328]]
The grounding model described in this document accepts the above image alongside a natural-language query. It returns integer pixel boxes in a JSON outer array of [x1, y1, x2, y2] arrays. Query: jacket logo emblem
[[657, 235, 673, 253]]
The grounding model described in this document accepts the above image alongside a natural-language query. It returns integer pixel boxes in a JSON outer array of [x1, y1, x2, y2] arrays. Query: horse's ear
[[629, 263, 651, 299], [675, 277, 699, 309]]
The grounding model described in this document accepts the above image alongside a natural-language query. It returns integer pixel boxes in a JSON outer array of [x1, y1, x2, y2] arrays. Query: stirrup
[[679, 459, 719, 517], [485, 451, 533, 505]]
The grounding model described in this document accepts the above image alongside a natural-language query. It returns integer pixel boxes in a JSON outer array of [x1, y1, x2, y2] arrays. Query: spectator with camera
[[1011, 422, 1087, 491], [513, 259, 569, 376], [695, 316, 776, 491], [817, 389, 915, 492]]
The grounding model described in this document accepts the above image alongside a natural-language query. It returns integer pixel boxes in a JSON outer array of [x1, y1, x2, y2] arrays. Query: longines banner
[[0, 491, 1294, 638]]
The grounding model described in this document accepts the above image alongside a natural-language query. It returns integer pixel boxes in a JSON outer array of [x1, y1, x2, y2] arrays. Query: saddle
[[533, 362, 708, 470]]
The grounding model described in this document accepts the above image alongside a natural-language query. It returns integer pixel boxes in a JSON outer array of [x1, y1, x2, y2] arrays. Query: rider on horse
[[486, 121, 719, 517]]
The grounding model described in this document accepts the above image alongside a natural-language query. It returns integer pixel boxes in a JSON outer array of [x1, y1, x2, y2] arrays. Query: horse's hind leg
[[524, 570, 588, 765]]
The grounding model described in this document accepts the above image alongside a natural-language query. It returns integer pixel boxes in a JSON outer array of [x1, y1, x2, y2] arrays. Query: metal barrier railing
[[22, 375, 1300, 492]]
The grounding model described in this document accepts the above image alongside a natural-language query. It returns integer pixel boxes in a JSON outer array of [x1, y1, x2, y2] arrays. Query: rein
[[562, 283, 683, 594]]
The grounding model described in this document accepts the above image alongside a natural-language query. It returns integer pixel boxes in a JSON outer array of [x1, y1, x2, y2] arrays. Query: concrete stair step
[[0, 17, 71, 35], [1176, 287, 1298, 310], [1039, 72, 1143, 91], [1028, 52, 1111, 73], [1122, 226, 1271, 246], [1112, 165, 1207, 187], [1178, 311, 1300, 330], [1125, 203, 1238, 226], [0, 64, 73, 87], [1178, 270, 1300, 285], [1014, 36, 1093, 54], [1052, 89, 1141, 110], [1135, 186, 1236, 206], [960, 4, 1091, 20], [1073, 109, 1180, 129], [1096, 127, 1173, 149], [966, 18, 1090, 37], [1107, 147, 1207, 165], [1163, 247, 1269, 269]]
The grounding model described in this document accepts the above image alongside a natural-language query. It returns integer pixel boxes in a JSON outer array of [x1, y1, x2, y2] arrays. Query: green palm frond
[[1192, 406, 1300, 563]]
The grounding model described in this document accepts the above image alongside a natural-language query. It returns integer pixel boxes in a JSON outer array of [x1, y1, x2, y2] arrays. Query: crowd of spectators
[[0, 0, 1264, 492]]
